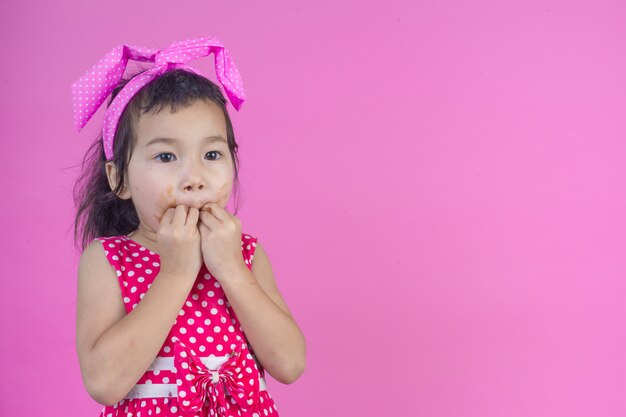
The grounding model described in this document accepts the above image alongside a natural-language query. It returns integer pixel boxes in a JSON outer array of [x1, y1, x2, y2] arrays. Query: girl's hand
[[157, 204, 203, 280], [198, 202, 246, 281]]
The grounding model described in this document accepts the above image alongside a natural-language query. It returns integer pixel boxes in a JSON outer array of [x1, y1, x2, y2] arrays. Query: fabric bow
[[71, 36, 246, 160], [174, 340, 261, 417]]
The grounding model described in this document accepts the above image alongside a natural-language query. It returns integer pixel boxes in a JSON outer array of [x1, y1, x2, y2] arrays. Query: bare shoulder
[[77, 239, 123, 297], [250, 241, 294, 317], [76, 240, 126, 355], [78, 239, 111, 274], [250, 241, 274, 285]]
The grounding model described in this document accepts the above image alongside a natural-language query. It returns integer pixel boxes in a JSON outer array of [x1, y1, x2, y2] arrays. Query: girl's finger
[[198, 218, 212, 234], [186, 207, 200, 226], [199, 210, 221, 230], [203, 202, 225, 222], [160, 207, 175, 225], [172, 204, 188, 225]]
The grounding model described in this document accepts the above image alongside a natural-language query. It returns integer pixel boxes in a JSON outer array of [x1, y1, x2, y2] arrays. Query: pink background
[[1, 1, 625, 416]]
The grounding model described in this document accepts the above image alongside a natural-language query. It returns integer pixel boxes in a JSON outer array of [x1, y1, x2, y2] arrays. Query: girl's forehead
[[135, 100, 227, 145]]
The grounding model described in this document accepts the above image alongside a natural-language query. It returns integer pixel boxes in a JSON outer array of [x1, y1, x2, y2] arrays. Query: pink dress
[[94, 233, 280, 417]]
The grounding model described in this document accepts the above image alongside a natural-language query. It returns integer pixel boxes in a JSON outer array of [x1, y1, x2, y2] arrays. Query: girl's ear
[[105, 162, 131, 200]]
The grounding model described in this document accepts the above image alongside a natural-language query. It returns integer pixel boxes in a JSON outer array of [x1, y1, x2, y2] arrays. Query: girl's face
[[107, 100, 234, 237]]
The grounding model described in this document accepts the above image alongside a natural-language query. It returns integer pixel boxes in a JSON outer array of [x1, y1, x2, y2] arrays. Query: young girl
[[72, 37, 305, 417]]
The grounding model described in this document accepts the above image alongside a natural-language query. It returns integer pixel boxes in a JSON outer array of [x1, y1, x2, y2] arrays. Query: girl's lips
[[165, 201, 214, 210], [155, 202, 214, 223]]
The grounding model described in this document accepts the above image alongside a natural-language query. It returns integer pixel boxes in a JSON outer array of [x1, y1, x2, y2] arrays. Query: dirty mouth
[[162, 202, 214, 212], [155, 201, 215, 225]]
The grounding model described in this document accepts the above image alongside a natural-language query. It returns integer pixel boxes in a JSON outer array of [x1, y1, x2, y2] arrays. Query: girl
[[72, 37, 305, 417]]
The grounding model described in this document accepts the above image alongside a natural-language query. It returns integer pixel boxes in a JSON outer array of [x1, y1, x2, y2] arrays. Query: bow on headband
[[174, 340, 261, 417], [71, 36, 246, 160]]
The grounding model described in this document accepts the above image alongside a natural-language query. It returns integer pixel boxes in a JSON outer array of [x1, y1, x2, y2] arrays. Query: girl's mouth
[[163, 201, 214, 211], [154, 202, 213, 223]]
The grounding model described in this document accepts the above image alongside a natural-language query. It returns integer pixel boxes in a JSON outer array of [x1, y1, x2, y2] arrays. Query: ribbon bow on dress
[[71, 36, 246, 160], [174, 340, 261, 417]]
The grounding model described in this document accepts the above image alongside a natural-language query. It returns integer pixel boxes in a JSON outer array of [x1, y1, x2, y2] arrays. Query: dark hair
[[72, 68, 241, 252]]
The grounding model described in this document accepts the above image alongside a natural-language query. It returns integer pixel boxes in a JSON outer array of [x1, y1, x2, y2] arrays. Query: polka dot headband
[[71, 36, 246, 161]]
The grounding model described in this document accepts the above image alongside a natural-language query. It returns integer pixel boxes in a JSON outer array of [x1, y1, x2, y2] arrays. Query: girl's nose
[[182, 159, 207, 192], [183, 180, 205, 192]]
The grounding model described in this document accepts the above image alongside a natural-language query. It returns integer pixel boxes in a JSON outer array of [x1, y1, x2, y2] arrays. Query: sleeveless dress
[[93, 233, 280, 417]]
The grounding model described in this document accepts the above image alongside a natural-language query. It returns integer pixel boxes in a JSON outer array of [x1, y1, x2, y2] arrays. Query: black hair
[[72, 68, 241, 252]]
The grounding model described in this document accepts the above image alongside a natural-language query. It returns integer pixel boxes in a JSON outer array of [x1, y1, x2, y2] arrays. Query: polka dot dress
[[94, 233, 279, 417]]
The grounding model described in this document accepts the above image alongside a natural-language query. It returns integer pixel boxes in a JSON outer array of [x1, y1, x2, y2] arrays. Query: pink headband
[[71, 36, 246, 160]]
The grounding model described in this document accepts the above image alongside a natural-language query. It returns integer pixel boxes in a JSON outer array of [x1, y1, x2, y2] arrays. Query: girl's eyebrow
[[144, 136, 227, 147]]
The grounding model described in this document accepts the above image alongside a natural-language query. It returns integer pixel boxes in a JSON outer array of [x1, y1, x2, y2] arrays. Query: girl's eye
[[155, 153, 175, 163], [205, 151, 223, 161]]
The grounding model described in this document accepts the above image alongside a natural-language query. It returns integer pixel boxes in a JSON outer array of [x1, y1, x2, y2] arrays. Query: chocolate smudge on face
[[154, 185, 178, 223]]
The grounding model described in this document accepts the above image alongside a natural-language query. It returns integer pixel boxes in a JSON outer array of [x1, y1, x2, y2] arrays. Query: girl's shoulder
[[88, 233, 260, 260], [90, 235, 153, 267], [79, 236, 132, 278], [93, 235, 153, 255]]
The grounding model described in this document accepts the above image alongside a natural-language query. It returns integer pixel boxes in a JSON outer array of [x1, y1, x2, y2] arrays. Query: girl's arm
[[219, 242, 306, 384], [76, 240, 197, 406], [77, 205, 202, 405]]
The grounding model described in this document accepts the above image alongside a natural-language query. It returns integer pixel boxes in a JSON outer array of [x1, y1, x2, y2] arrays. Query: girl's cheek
[[217, 183, 231, 207]]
